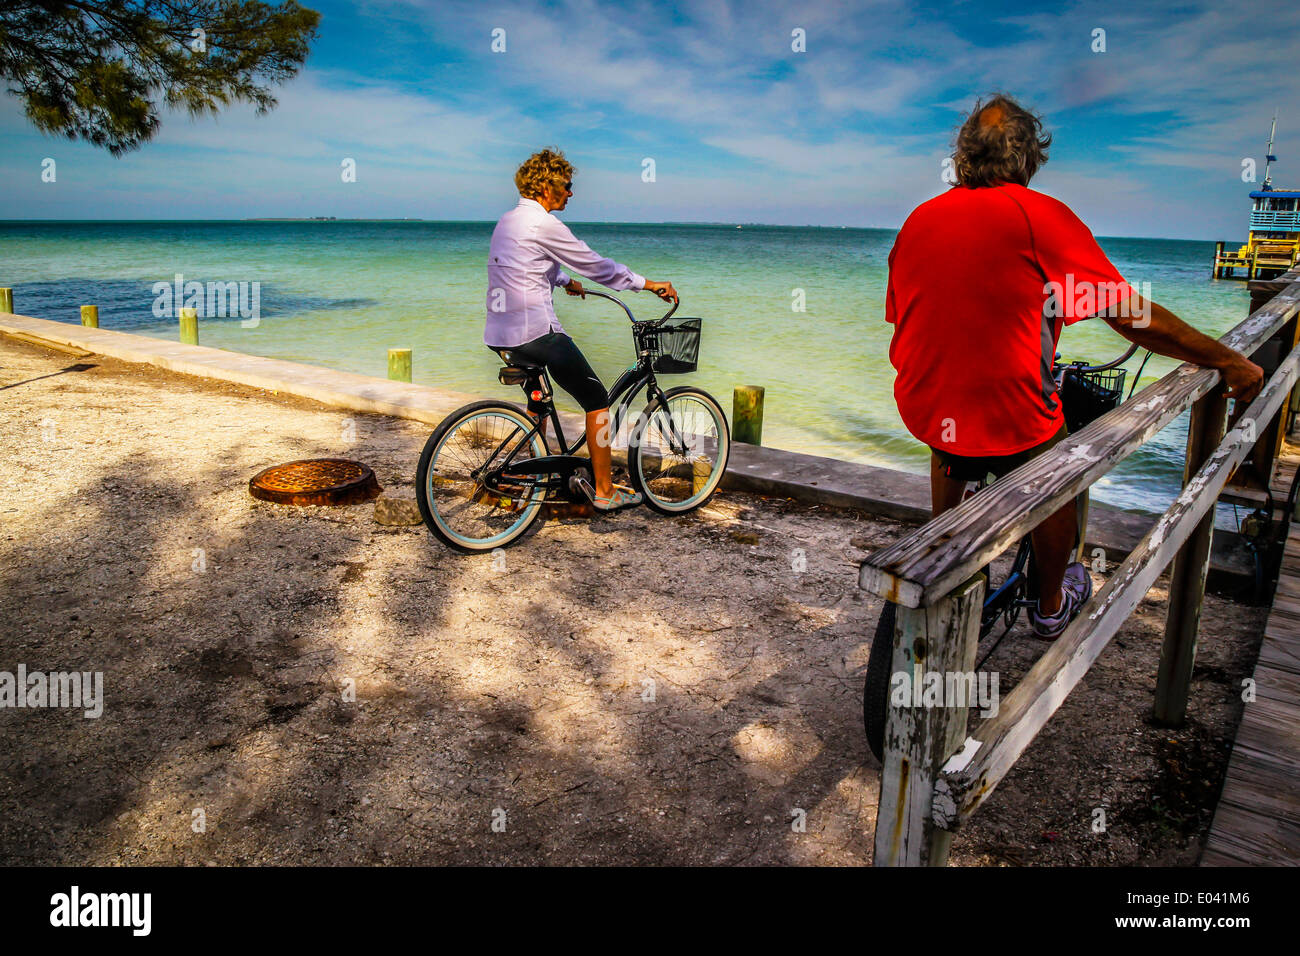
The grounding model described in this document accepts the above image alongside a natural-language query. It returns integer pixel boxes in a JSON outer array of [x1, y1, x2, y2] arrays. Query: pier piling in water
[[733, 385, 765, 445], [0, 288, 12, 313], [388, 348, 412, 382], [80, 305, 99, 329], [179, 307, 198, 345]]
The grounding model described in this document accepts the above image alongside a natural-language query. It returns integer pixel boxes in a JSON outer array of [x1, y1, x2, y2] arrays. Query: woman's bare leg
[[587, 408, 616, 498]]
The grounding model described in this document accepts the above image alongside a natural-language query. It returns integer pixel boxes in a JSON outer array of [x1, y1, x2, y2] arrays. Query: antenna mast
[[1263, 112, 1278, 189]]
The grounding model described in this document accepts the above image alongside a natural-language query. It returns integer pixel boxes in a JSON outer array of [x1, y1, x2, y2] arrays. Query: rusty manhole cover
[[249, 458, 382, 506]]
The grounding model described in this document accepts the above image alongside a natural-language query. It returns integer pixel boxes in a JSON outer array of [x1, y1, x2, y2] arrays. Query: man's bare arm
[[1100, 294, 1264, 403]]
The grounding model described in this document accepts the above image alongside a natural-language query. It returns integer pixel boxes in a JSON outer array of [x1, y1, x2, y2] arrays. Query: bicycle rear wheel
[[862, 600, 896, 763], [628, 386, 730, 514], [415, 401, 548, 553]]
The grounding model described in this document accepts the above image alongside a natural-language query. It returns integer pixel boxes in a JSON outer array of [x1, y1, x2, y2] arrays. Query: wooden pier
[[1213, 238, 1300, 280], [1201, 450, 1300, 865]]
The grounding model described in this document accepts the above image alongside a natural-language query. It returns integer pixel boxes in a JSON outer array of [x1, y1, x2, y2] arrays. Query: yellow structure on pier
[[1214, 117, 1300, 280]]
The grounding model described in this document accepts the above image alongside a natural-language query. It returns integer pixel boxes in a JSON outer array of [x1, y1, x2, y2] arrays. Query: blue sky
[[1, 0, 1297, 238]]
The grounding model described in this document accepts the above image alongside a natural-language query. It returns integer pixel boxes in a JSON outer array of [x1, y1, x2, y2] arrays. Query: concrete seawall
[[0, 310, 1254, 586]]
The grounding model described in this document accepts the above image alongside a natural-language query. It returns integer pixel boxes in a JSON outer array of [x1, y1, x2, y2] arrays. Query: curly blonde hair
[[952, 94, 1051, 188], [515, 148, 575, 200]]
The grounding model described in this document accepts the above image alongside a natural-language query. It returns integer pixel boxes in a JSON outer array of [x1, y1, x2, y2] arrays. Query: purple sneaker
[[1030, 562, 1093, 640]]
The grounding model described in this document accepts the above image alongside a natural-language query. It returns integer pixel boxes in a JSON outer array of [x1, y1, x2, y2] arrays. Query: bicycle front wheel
[[415, 401, 548, 553], [628, 386, 730, 514]]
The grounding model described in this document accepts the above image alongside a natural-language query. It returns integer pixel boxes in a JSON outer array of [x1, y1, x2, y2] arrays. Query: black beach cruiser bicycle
[[862, 342, 1141, 761], [416, 292, 731, 552]]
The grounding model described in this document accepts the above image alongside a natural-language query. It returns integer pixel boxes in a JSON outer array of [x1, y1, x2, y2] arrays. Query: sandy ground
[[0, 334, 1266, 866]]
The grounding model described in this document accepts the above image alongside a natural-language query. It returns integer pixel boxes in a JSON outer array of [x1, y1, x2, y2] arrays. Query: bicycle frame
[[538, 361, 666, 458], [981, 535, 1036, 634], [477, 292, 691, 497]]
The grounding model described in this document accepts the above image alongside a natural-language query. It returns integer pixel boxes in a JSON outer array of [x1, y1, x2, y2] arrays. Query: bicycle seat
[[498, 365, 541, 386]]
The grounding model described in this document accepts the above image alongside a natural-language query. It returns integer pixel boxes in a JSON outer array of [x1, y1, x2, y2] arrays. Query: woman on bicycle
[[485, 148, 678, 511]]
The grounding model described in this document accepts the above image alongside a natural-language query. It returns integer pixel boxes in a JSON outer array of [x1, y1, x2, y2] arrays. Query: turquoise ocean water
[[0, 220, 1255, 519]]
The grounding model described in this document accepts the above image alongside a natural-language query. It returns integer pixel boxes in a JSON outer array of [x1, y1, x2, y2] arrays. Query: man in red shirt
[[887, 94, 1263, 638]]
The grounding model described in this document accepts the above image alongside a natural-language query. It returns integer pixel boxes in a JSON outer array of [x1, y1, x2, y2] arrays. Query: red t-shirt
[[886, 182, 1134, 457]]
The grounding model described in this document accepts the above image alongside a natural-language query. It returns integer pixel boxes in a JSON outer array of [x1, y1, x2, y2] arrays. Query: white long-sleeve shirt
[[484, 196, 646, 347]]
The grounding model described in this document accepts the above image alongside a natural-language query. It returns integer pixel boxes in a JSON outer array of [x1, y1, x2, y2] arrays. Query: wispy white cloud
[[1, 0, 1297, 236]]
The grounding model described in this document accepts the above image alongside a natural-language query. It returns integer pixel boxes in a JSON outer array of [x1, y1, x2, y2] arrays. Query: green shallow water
[[0, 219, 1255, 519]]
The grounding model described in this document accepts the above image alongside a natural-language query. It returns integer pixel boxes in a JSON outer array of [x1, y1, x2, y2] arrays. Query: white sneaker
[[1030, 562, 1093, 640]]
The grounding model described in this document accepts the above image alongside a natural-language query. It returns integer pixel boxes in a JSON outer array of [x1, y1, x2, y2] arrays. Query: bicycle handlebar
[[576, 288, 679, 324], [577, 288, 633, 321], [1071, 342, 1140, 373], [1054, 341, 1140, 373]]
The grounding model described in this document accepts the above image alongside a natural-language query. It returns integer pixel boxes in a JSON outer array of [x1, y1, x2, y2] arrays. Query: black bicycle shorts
[[486, 332, 609, 415], [929, 424, 1068, 484]]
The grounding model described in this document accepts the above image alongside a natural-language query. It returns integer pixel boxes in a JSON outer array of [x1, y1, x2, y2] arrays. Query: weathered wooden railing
[[859, 267, 1300, 866]]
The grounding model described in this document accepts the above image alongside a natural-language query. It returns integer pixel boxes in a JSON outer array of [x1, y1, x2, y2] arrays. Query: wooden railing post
[[1241, 280, 1298, 476], [1154, 388, 1229, 725], [873, 573, 985, 866], [1269, 313, 1299, 457]]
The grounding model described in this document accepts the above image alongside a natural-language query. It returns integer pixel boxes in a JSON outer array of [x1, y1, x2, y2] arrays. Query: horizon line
[[0, 218, 1232, 244]]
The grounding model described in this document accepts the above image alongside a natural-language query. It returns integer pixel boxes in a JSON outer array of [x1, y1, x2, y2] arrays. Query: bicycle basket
[[652, 318, 701, 374], [1059, 366, 1126, 433]]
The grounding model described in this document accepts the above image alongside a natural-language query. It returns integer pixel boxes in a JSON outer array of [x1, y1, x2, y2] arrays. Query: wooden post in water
[[0, 288, 12, 313], [80, 305, 99, 328], [388, 348, 412, 382], [179, 307, 199, 345], [733, 385, 764, 445], [1154, 387, 1228, 725], [1213, 241, 1224, 279], [873, 573, 985, 866]]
